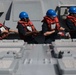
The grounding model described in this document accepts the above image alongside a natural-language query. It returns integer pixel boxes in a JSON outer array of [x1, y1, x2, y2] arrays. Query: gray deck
[[0, 0, 76, 75]]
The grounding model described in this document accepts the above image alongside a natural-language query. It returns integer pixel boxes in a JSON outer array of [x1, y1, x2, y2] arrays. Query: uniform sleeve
[[17, 24, 26, 36], [0, 30, 1, 34], [42, 22, 48, 33], [66, 19, 76, 30]]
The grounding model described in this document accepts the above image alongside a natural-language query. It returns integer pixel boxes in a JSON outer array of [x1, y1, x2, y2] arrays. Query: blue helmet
[[46, 9, 57, 17], [19, 12, 29, 19], [69, 6, 76, 14]]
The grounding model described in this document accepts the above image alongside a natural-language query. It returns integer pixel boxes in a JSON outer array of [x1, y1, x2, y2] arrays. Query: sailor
[[42, 9, 65, 44], [17, 11, 39, 44], [66, 6, 76, 38], [0, 23, 17, 40]]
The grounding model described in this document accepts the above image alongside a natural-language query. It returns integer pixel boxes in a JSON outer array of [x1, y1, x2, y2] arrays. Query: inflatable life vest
[[0, 23, 9, 40], [18, 20, 36, 39], [67, 15, 76, 26], [42, 16, 65, 37], [42, 16, 60, 31], [18, 20, 36, 32]]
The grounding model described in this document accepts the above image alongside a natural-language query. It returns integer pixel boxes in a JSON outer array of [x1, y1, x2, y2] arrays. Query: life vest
[[42, 16, 60, 31], [18, 20, 36, 32], [67, 15, 76, 26], [0, 23, 9, 40], [42, 16, 65, 37], [18, 20, 36, 39]]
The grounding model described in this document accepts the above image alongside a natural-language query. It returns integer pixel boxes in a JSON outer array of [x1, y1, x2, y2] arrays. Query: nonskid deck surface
[[0, 41, 57, 75], [0, 39, 75, 75]]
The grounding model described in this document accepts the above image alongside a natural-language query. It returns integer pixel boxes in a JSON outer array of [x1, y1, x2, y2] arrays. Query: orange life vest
[[18, 20, 36, 39], [42, 16, 65, 37], [18, 20, 36, 32], [0, 23, 9, 40], [67, 16, 76, 26], [42, 16, 60, 31]]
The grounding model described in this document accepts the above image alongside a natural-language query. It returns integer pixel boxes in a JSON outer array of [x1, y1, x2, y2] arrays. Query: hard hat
[[46, 9, 57, 17], [19, 12, 29, 19], [69, 6, 76, 14]]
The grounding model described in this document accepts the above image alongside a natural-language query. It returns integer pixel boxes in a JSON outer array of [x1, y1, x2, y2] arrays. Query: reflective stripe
[[51, 23, 56, 30]]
